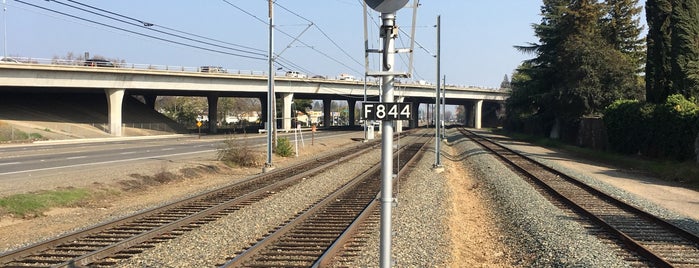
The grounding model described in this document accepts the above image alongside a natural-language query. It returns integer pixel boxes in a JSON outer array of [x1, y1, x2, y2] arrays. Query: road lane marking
[[0, 162, 21, 166], [66, 156, 87, 160], [0, 149, 217, 176]]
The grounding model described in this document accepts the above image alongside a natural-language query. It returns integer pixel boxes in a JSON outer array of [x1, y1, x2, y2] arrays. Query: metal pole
[[434, 15, 442, 167], [363, 76, 368, 139], [379, 12, 396, 268], [265, 0, 275, 171], [3, 0, 7, 58], [442, 74, 446, 139]]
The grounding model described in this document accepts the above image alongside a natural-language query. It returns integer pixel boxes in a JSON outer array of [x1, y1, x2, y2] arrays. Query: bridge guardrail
[[1, 56, 267, 76]]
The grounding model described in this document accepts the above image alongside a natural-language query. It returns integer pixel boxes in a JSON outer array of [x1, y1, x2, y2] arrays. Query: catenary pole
[[379, 12, 396, 268], [442, 74, 446, 139], [3, 0, 7, 58], [434, 15, 442, 168], [265, 0, 275, 171]]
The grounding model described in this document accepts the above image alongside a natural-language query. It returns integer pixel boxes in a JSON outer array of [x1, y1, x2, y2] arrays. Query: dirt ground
[[445, 158, 511, 266]]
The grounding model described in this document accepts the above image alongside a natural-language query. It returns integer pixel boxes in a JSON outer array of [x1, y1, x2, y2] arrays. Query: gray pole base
[[431, 164, 445, 173], [263, 164, 276, 173]]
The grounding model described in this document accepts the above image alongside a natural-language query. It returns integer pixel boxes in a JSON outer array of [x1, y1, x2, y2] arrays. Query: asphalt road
[[0, 130, 356, 180]]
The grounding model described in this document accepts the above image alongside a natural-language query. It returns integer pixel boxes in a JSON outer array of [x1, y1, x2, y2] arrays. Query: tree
[[499, 74, 511, 89], [602, 0, 646, 72], [293, 99, 313, 115], [670, 0, 699, 100], [646, 0, 675, 103], [510, 0, 644, 139], [646, 0, 699, 103]]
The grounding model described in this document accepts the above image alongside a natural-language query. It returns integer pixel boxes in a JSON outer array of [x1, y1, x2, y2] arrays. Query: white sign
[[363, 102, 411, 121]]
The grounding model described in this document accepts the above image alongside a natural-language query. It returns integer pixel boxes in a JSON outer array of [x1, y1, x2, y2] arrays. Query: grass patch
[[494, 129, 699, 190], [0, 121, 44, 142], [0, 188, 91, 218]]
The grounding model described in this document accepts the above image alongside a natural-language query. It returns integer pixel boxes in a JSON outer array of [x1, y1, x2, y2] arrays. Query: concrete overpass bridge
[[0, 61, 509, 136]]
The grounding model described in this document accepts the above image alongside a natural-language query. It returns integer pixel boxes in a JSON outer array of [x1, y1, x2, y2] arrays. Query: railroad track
[[220, 132, 431, 267], [0, 133, 409, 267], [459, 128, 699, 267]]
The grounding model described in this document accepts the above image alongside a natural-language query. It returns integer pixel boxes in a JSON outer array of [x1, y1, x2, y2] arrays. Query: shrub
[[275, 137, 294, 157], [604, 95, 699, 161], [217, 136, 264, 168], [604, 99, 648, 154], [649, 95, 699, 160]]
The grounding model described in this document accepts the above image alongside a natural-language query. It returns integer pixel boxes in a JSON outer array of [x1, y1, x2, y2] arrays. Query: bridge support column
[[323, 98, 332, 128], [410, 102, 420, 128], [397, 97, 407, 133], [143, 94, 157, 110], [474, 100, 483, 129], [207, 94, 219, 134], [105, 88, 125, 136], [282, 93, 294, 131], [348, 99, 357, 126]]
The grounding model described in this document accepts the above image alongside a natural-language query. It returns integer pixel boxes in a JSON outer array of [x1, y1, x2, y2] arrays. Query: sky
[[1, 0, 543, 89]]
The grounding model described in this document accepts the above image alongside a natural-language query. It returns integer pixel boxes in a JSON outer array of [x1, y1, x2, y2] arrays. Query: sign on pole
[[363, 102, 412, 121]]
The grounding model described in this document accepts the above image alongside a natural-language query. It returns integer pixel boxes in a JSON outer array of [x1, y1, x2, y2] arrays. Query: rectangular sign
[[362, 102, 412, 121]]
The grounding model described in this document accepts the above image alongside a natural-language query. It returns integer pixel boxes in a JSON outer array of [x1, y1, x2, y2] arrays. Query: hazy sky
[[3, 0, 543, 88]]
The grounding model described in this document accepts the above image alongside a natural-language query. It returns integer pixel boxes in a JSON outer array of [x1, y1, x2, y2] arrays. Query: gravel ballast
[[2, 129, 697, 267]]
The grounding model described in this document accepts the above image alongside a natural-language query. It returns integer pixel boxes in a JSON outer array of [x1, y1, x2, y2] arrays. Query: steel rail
[[312, 133, 431, 267], [460, 128, 699, 267], [0, 135, 389, 267], [221, 133, 430, 267]]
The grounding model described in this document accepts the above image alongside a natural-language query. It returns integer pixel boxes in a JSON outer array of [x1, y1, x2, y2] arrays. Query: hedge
[[604, 95, 699, 161]]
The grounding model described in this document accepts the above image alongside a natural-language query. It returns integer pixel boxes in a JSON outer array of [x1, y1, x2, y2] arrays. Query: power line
[[223, 0, 364, 76], [15, 0, 266, 60], [45, 0, 266, 58], [64, 0, 266, 54], [274, 2, 364, 70]]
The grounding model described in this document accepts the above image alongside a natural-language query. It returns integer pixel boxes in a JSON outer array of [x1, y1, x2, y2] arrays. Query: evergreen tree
[[645, 0, 674, 103], [499, 74, 511, 89], [670, 0, 699, 99], [510, 0, 644, 139], [602, 0, 646, 73]]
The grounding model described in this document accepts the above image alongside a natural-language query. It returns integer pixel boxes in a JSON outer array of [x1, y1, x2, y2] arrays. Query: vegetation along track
[[459, 128, 699, 267], [220, 131, 432, 267], [0, 132, 414, 267]]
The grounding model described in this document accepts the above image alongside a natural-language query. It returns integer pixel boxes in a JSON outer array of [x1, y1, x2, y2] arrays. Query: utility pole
[[442, 74, 446, 140], [3, 0, 7, 58], [433, 15, 443, 170], [264, 0, 275, 172]]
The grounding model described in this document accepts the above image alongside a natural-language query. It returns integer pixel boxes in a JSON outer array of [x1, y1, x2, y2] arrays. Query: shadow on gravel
[[441, 148, 491, 162]]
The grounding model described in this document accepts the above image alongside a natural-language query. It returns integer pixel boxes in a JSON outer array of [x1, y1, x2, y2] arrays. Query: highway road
[[0, 130, 363, 196]]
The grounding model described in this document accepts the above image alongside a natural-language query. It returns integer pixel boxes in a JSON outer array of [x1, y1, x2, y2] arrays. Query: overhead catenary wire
[[222, 0, 364, 77], [15, 0, 268, 60], [274, 1, 364, 69], [63, 0, 266, 54], [46, 0, 267, 58]]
